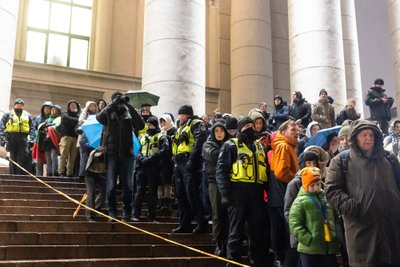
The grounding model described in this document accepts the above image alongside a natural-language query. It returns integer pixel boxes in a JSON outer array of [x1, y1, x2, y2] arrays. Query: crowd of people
[[1, 78, 400, 267]]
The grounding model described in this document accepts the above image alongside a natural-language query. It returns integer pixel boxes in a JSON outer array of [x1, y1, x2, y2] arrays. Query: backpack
[[339, 149, 400, 190], [335, 110, 347, 125]]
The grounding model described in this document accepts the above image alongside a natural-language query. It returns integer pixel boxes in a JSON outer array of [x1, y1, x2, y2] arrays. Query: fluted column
[[142, 0, 206, 117], [288, 0, 346, 110], [341, 0, 363, 115], [0, 1, 19, 113], [230, 0, 273, 116], [389, 0, 400, 109]]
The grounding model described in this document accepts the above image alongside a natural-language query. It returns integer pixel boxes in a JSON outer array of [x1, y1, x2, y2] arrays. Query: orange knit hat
[[301, 167, 321, 191]]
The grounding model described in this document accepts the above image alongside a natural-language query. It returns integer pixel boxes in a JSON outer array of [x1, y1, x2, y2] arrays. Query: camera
[[114, 95, 130, 104]]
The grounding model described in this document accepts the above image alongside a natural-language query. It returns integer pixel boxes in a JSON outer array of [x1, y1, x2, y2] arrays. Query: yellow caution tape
[[73, 193, 87, 218], [6, 157, 250, 267]]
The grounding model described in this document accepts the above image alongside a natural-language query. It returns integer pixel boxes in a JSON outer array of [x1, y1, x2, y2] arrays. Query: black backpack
[[339, 149, 400, 190]]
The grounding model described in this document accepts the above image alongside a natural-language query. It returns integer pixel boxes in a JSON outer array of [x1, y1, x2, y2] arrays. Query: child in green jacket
[[289, 167, 338, 267]]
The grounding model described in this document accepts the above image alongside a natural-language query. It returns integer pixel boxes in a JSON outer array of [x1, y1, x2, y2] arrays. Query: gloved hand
[[186, 159, 194, 172], [221, 195, 231, 207]]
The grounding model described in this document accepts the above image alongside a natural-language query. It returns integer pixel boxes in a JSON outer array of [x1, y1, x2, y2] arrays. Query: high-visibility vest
[[230, 138, 268, 184], [172, 119, 199, 155], [138, 125, 147, 138], [6, 110, 30, 134], [140, 133, 162, 156]]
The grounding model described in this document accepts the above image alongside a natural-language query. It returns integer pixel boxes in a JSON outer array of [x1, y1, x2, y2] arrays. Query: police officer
[[0, 98, 36, 174], [133, 116, 169, 222], [172, 104, 208, 233], [216, 117, 270, 267]]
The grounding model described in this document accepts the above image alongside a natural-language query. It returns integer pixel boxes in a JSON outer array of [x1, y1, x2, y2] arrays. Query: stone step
[[0, 174, 84, 184], [0, 220, 180, 233], [0, 231, 213, 245], [0, 214, 179, 223], [1, 192, 83, 201], [0, 185, 86, 194], [0, 244, 215, 260], [0, 257, 226, 267], [0, 179, 86, 188]]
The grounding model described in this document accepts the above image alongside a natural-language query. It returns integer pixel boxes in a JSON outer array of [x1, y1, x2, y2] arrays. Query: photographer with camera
[[0, 98, 36, 174], [96, 91, 145, 221]]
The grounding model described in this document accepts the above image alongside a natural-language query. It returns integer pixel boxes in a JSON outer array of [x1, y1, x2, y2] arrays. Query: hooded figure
[[34, 101, 53, 129], [326, 120, 400, 267], [296, 121, 321, 156]]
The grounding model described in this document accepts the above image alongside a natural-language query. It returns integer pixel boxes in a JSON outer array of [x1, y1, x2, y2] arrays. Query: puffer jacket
[[288, 98, 312, 128], [289, 188, 339, 255]]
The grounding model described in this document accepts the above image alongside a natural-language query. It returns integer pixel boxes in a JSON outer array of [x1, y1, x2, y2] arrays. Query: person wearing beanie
[[312, 89, 335, 129], [157, 113, 177, 213], [137, 105, 153, 138], [0, 97, 36, 174], [133, 116, 169, 222], [289, 167, 339, 267], [365, 78, 394, 135], [96, 90, 145, 221], [202, 121, 230, 256], [225, 116, 238, 137], [172, 104, 209, 233], [215, 116, 270, 265], [338, 119, 353, 152], [271, 95, 289, 131]]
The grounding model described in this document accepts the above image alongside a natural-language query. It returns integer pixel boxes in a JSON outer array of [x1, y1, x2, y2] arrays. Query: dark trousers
[[226, 183, 270, 267], [106, 155, 134, 217], [7, 137, 29, 175], [133, 166, 159, 220], [299, 253, 337, 267], [378, 120, 389, 135], [174, 158, 207, 229], [85, 173, 106, 219], [208, 182, 228, 251]]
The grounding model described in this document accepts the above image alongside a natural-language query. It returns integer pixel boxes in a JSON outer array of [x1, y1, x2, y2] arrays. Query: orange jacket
[[271, 132, 299, 184]]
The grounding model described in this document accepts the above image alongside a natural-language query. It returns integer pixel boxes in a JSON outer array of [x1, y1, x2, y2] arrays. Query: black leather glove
[[221, 195, 231, 207]]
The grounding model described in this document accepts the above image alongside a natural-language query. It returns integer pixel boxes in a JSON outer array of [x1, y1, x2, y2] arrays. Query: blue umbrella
[[81, 115, 141, 155], [305, 125, 341, 148]]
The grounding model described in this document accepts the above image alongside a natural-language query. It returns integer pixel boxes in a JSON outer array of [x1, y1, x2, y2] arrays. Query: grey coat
[[326, 120, 400, 267]]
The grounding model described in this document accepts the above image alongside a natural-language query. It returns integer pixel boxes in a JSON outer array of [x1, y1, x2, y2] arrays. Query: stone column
[[141, 0, 206, 117], [0, 1, 19, 113], [389, 0, 400, 109], [341, 0, 363, 115], [230, 0, 273, 116], [288, 0, 346, 110]]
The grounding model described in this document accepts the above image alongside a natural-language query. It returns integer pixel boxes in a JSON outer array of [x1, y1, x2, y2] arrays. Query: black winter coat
[[60, 100, 81, 137], [271, 103, 289, 131], [365, 87, 394, 121], [288, 98, 311, 128], [96, 103, 144, 157]]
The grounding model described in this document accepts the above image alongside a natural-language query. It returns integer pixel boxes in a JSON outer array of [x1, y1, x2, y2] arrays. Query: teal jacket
[[289, 188, 339, 255]]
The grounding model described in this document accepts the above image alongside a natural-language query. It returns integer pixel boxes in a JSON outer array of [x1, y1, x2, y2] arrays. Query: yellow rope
[[5, 157, 249, 267]]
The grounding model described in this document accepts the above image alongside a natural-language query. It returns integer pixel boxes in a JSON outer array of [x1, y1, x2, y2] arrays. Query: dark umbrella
[[124, 90, 160, 109], [305, 126, 341, 148]]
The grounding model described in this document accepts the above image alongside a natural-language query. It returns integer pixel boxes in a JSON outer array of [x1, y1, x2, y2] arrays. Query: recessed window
[[25, 0, 92, 69]]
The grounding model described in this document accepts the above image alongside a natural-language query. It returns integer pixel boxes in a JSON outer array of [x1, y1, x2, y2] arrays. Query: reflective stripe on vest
[[6, 110, 30, 134], [172, 119, 197, 155], [230, 138, 267, 184], [140, 133, 161, 156]]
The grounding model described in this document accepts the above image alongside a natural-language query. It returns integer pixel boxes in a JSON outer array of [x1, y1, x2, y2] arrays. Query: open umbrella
[[305, 125, 341, 148], [124, 90, 160, 109], [81, 115, 141, 155]]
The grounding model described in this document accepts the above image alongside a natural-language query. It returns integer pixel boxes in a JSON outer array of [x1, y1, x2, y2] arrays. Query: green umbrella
[[124, 90, 160, 109]]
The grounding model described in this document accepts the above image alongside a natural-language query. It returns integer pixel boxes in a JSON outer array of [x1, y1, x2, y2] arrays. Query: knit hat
[[146, 116, 159, 129], [14, 98, 24, 105], [319, 89, 328, 96], [338, 119, 353, 138], [374, 78, 384, 85], [178, 105, 193, 116], [111, 91, 123, 101], [237, 117, 254, 132], [225, 117, 238, 130], [302, 151, 320, 163], [302, 167, 321, 191]]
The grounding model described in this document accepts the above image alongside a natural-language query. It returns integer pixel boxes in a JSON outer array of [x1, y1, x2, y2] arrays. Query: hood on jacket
[[84, 101, 97, 114], [210, 121, 229, 144], [306, 121, 321, 138], [349, 119, 384, 158], [40, 101, 53, 117], [249, 110, 267, 132], [67, 100, 81, 114], [272, 132, 298, 150]]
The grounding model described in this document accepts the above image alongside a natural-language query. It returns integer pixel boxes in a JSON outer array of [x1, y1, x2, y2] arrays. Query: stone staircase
[[0, 174, 227, 266]]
